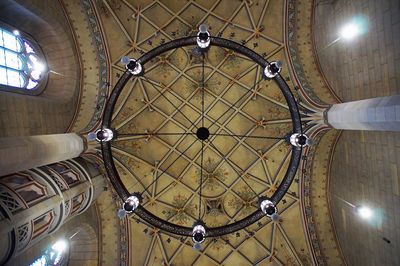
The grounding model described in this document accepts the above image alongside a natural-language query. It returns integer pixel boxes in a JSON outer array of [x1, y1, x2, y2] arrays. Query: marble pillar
[[326, 95, 400, 131], [0, 133, 85, 177]]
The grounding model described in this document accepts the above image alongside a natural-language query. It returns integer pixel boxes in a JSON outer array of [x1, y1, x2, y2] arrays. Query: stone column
[[326, 95, 400, 131], [0, 133, 85, 177], [0, 157, 105, 265]]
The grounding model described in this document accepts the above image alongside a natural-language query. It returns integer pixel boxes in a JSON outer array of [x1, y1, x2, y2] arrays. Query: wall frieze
[[285, 0, 340, 110]]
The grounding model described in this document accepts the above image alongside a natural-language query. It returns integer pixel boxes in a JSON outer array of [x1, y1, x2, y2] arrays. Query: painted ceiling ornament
[[196, 157, 227, 191], [100, 24, 303, 238], [154, 55, 171, 76], [228, 186, 258, 215], [185, 70, 220, 100], [163, 194, 196, 225], [215, 47, 241, 69], [205, 199, 224, 217], [209, 232, 230, 251], [114, 155, 136, 174]]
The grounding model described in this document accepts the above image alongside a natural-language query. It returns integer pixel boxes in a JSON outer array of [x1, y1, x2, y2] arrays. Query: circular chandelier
[[98, 25, 308, 247]]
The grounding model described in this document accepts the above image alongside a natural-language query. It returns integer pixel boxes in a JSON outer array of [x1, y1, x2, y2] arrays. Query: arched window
[[30, 239, 69, 266], [0, 26, 47, 93]]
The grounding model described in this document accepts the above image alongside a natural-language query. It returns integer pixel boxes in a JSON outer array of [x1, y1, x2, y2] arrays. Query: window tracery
[[0, 27, 47, 91]]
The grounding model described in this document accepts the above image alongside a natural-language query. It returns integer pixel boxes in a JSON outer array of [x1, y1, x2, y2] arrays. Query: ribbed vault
[[94, 0, 314, 265]]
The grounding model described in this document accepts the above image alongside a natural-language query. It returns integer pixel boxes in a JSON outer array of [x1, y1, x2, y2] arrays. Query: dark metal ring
[[101, 36, 302, 237]]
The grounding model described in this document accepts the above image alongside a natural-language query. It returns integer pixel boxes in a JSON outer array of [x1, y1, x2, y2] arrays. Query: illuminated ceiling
[[95, 0, 312, 265]]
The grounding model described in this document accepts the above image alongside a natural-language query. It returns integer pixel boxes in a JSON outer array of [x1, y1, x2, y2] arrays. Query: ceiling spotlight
[[12, 30, 20, 36], [339, 23, 361, 40], [339, 16, 368, 41], [93, 128, 114, 142], [289, 133, 311, 148], [122, 56, 143, 75], [264, 61, 282, 79], [192, 221, 206, 249], [197, 24, 210, 49], [259, 197, 278, 218], [356, 206, 372, 219]]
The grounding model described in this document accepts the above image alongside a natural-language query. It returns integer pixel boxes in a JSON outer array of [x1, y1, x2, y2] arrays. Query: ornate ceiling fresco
[[93, 0, 313, 265]]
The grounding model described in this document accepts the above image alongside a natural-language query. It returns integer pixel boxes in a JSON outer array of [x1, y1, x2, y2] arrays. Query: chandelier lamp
[[93, 128, 114, 142], [96, 24, 309, 248], [192, 220, 207, 250]]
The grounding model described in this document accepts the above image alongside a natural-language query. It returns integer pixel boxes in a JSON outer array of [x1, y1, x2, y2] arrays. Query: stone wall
[[0, 0, 81, 137], [314, 0, 400, 265]]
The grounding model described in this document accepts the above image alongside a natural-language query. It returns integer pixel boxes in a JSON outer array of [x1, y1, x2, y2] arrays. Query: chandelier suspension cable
[[207, 141, 258, 197], [118, 132, 195, 137], [142, 77, 198, 130], [140, 138, 198, 195], [209, 133, 285, 140], [201, 53, 205, 127], [199, 140, 204, 220], [199, 52, 206, 220]]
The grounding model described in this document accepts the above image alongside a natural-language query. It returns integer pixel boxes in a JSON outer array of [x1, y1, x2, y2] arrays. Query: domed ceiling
[[95, 0, 311, 265]]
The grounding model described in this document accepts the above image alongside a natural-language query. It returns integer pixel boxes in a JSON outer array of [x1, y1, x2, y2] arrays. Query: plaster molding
[[285, 0, 341, 110], [300, 127, 345, 265], [62, 0, 110, 134]]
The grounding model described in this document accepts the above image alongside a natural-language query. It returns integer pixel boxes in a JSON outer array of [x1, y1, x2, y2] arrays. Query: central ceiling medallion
[[196, 127, 210, 140]]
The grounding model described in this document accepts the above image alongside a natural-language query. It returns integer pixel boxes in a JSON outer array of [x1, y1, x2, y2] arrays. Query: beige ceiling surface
[[95, 0, 311, 265]]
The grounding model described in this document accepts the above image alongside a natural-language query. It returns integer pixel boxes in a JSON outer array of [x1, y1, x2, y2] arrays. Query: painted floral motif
[[163, 194, 196, 225], [114, 153, 141, 172], [228, 186, 257, 215], [215, 48, 241, 69], [210, 235, 230, 251], [205, 199, 224, 217], [118, 107, 135, 126], [96, 0, 122, 16], [184, 68, 222, 100], [195, 157, 228, 191]]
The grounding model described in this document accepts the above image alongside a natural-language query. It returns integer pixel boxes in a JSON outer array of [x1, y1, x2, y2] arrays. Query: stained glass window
[[30, 239, 68, 266], [0, 27, 46, 90]]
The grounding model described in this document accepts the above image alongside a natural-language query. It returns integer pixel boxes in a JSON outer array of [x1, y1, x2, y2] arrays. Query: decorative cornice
[[285, 0, 340, 110], [300, 127, 326, 264], [79, 0, 110, 133], [300, 127, 345, 265], [310, 0, 342, 104], [59, 0, 84, 133], [326, 130, 347, 265]]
